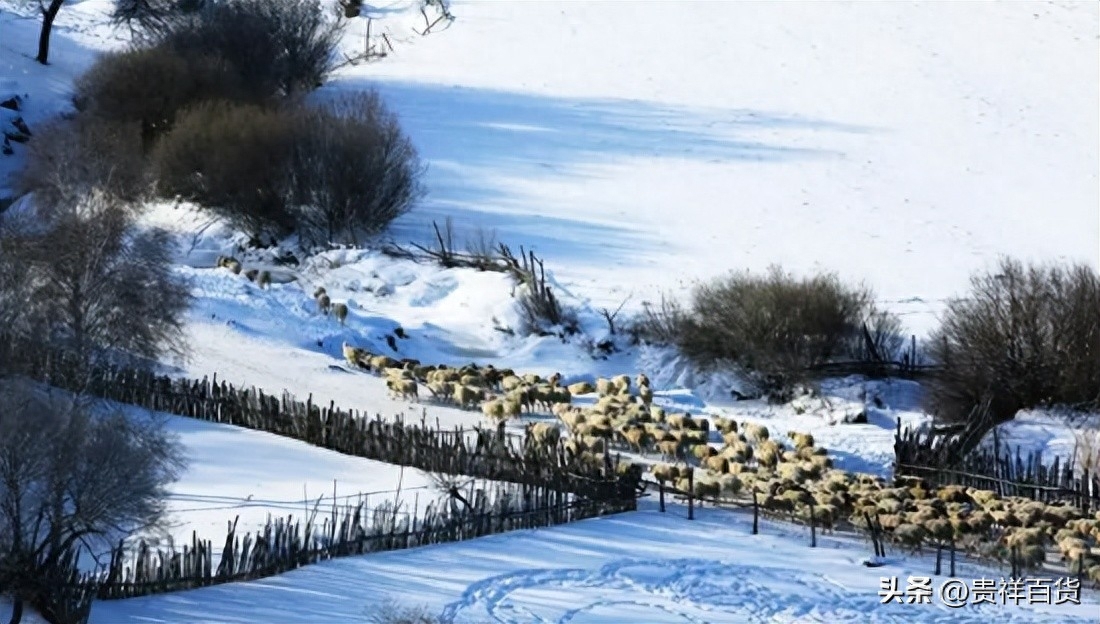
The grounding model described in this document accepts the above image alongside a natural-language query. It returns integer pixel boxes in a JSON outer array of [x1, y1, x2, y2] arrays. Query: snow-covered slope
[[86, 502, 1100, 623], [1, 1, 1098, 620], [344, 0, 1100, 335]]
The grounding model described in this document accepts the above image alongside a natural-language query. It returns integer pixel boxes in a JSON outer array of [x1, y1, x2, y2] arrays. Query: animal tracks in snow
[[441, 557, 1092, 623]]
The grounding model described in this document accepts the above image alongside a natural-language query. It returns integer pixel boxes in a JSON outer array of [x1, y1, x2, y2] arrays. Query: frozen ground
[[81, 502, 1100, 623], [82, 401, 450, 565], [1, 0, 1097, 621]]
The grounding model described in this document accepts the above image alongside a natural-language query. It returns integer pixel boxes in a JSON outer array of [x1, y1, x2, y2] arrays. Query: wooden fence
[[0, 335, 641, 503], [895, 420, 1100, 513], [37, 479, 634, 621]]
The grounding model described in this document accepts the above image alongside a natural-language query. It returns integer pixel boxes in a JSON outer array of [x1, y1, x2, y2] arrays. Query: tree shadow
[[319, 78, 874, 264]]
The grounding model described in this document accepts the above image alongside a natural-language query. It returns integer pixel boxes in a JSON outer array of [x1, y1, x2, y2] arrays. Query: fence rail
[[894, 420, 1100, 513], [0, 335, 641, 503]]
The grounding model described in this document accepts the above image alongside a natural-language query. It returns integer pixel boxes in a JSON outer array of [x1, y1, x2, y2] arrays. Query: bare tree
[[15, 116, 147, 207], [927, 257, 1100, 425], [158, 0, 344, 99], [110, 0, 205, 38], [27, 0, 66, 65], [4, 190, 191, 367], [0, 380, 186, 624]]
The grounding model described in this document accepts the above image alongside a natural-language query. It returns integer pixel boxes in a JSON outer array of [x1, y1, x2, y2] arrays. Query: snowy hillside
[[87, 503, 1100, 623], [1, 0, 1098, 621]]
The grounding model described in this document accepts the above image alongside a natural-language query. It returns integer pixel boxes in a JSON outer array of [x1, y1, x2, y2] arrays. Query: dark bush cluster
[[152, 93, 423, 243], [926, 257, 1100, 425], [19, 0, 422, 245], [634, 265, 902, 398]]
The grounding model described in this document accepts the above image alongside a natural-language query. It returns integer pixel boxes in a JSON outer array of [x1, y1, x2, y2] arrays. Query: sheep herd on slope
[[213, 260, 1100, 586]]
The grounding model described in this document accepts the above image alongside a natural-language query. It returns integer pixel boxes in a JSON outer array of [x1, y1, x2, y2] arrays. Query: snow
[[151, 410, 446, 559], [85, 502, 1100, 623], [0, 0, 1098, 620]]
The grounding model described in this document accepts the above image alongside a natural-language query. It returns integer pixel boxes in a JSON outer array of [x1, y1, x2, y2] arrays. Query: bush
[[158, 0, 343, 100], [0, 379, 186, 624], [290, 92, 424, 244], [152, 101, 299, 237], [927, 257, 1100, 425], [1, 190, 192, 367], [154, 95, 423, 243], [14, 115, 147, 207], [73, 45, 242, 148], [638, 266, 901, 397], [365, 599, 445, 624]]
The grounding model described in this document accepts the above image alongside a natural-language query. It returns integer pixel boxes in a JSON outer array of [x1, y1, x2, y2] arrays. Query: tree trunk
[[36, 1, 66, 65], [7, 595, 23, 624]]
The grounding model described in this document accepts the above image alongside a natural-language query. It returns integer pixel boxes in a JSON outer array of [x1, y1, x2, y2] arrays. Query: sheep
[[636, 373, 650, 389], [313, 286, 327, 298], [755, 439, 782, 468], [714, 417, 737, 435], [650, 406, 666, 423], [342, 342, 367, 368], [721, 431, 745, 447], [704, 455, 729, 474], [892, 523, 928, 553], [427, 380, 455, 401], [316, 293, 332, 315], [936, 484, 971, 505], [245, 268, 259, 282], [651, 463, 682, 483], [787, 431, 814, 449], [526, 422, 561, 447], [385, 377, 418, 401], [967, 488, 998, 508], [333, 302, 349, 325], [568, 381, 596, 395], [481, 399, 507, 422], [743, 423, 770, 444], [257, 270, 271, 289], [595, 377, 615, 396], [657, 440, 681, 461], [638, 385, 654, 406], [691, 443, 717, 461], [501, 375, 524, 392], [611, 374, 631, 394], [369, 355, 397, 372], [693, 477, 721, 500], [522, 373, 542, 385], [666, 413, 689, 429], [452, 384, 484, 409], [217, 256, 242, 274], [618, 425, 648, 453]]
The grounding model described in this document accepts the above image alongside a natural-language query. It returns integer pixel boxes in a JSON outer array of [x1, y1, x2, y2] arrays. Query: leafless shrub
[[158, 0, 344, 99], [637, 266, 900, 397], [630, 294, 690, 345], [0, 379, 186, 624], [15, 116, 147, 207], [1, 190, 191, 367], [289, 92, 424, 245], [111, 0, 206, 39], [927, 257, 1100, 425], [152, 101, 299, 238], [73, 46, 243, 148], [365, 598, 447, 624]]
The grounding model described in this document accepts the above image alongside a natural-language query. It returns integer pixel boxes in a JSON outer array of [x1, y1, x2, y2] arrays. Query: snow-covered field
[[1, 0, 1098, 621], [81, 503, 1100, 623], [78, 402, 449, 563]]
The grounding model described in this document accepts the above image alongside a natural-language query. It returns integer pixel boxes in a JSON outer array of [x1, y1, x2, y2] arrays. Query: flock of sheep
[[335, 337, 1100, 585], [219, 264, 1099, 587], [215, 255, 271, 289], [215, 256, 356, 325]]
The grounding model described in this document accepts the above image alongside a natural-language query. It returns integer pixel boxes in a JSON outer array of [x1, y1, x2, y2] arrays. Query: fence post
[[687, 470, 694, 521], [658, 480, 665, 513]]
